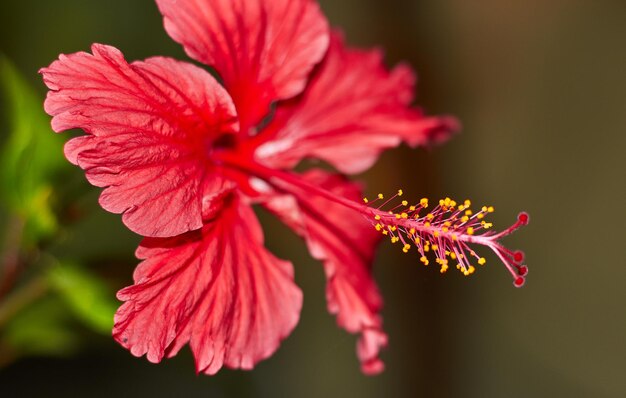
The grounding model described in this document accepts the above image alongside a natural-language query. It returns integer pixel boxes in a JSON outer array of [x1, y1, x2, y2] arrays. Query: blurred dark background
[[1, 0, 625, 397]]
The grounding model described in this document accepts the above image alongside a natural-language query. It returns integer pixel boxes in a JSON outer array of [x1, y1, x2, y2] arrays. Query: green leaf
[[2, 296, 81, 357], [47, 262, 118, 334], [0, 56, 68, 242]]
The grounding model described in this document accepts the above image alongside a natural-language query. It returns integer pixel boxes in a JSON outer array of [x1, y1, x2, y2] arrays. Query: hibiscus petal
[[255, 32, 460, 174], [41, 44, 239, 237], [263, 169, 388, 374], [155, 0, 329, 132], [113, 193, 302, 374]]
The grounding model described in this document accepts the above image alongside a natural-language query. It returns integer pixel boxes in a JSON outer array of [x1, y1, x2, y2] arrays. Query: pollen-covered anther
[[366, 193, 530, 288]]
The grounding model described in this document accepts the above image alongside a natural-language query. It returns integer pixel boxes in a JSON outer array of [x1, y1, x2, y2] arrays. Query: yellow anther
[[397, 189, 404, 196], [440, 267, 448, 274], [420, 256, 429, 266], [465, 209, 473, 216], [467, 227, 474, 235], [426, 213, 434, 220], [403, 244, 411, 253], [483, 222, 493, 229], [375, 224, 382, 231], [409, 205, 416, 211], [390, 226, 397, 232], [424, 222, 431, 227], [477, 213, 484, 219], [482, 206, 488, 212], [443, 221, 451, 227], [401, 213, 408, 219], [478, 257, 486, 265], [374, 215, 381, 221], [463, 270, 470, 276], [433, 231, 440, 238], [402, 200, 408, 206], [424, 244, 430, 252], [382, 230, 389, 235], [363, 197, 369, 203], [391, 237, 399, 243], [488, 206, 495, 213], [464, 199, 471, 207], [458, 254, 464, 259], [431, 244, 438, 251], [450, 200, 457, 208], [458, 205, 465, 212], [450, 252, 457, 260], [420, 198, 429, 207], [378, 193, 384, 199], [452, 234, 458, 241], [461, 216, 469, 223], [439, 199, 445, 207], [395, 214, 401, 219], [444, 197, 451, 205], [468, 266, 476, 274], [442, 227, 449, 233], [409, 228, 416, 235]]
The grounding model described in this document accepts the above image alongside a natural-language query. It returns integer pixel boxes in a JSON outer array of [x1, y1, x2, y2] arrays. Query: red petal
[[263, 169, 388, 374], [255, 32, 460, 174], [156, 0, 329, 132], [113, 193, 302, 374], [41, 44, 239, 237]]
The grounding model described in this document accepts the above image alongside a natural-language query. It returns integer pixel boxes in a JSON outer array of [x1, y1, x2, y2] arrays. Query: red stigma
[[518, 212, 529, 224], [516, 265, 529, 277]]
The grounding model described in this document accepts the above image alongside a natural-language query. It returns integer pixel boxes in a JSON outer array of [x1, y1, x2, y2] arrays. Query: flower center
[[211, 133, 238, 151]]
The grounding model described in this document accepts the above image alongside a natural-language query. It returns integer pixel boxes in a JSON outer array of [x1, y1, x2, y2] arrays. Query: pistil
[[216, 152, 529, 287]]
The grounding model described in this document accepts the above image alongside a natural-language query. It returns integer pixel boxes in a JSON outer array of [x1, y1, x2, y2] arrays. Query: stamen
[[211, 155, 529, 288], [367, 192, 529, 287]]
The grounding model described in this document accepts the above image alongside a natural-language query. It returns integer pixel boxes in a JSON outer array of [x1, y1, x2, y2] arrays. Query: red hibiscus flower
[[40, 0, 528, 376]]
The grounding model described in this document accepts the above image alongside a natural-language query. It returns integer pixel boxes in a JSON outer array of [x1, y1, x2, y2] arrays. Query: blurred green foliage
[[47, 262, 117, 334], [0, 56, 67, 244], [0, 57, 117, 365], [3, 295, 81, 358]]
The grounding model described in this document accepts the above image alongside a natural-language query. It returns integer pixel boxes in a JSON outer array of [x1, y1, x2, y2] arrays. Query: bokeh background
[[1, 0, 625, 397]]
